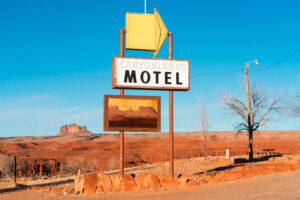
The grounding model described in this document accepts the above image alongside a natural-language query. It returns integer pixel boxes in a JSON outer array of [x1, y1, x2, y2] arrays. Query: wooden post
[[120, 29, 126, 176], [168, 32, 174, 178], [245, 62, 253, 161], [14, 156, 17, 185]]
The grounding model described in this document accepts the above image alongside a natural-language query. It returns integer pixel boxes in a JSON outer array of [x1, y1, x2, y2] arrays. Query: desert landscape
[[1, 1, 300, 199], [0, 124, 300, 199]]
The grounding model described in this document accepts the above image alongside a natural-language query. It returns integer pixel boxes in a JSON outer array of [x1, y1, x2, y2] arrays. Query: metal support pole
[[168, 32, 174, 178], [120, 29, 125, 57], [120, 89, 124, 176], [120, 29, 126, 176]]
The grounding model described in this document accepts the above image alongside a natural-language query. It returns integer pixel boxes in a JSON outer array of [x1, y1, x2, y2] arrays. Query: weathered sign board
[[103, 95, 161, 132], [112, 57, 190, 90]]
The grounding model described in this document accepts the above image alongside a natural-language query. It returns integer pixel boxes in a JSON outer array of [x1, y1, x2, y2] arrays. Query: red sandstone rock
[[146, 174, 160, 189], [95, 186, 104, 194], [254, 164, 274, 175], [75, 178, 84, 194], [74, 169, 82, 193], [231, 166, 244, 172], [110, 174, 122, 192], [83, 173, 98, 195], [134, 174, 148, 190], [96, 170, 112, 193], [186, 179, 198, 187], [223, 170, 244, 181], [198, 175, 213, 184], [121, 174, 137, 192], [160, 174, 179, 188], [212, 172, 224, 182], [273, 164, 292, 172], [243, 165, 257, 178], [178, 173, 189, 187], [290, 162, 300, 170]]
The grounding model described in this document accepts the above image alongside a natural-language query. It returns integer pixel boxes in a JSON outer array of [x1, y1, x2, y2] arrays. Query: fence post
[[14, 156, 17, 186]]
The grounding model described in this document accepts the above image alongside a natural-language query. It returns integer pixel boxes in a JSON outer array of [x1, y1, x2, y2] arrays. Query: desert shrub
[[63, 156, 85, 174], [88, 159, 98, 172], [105, 157, 118, 171], [0, 157, 14, 180]]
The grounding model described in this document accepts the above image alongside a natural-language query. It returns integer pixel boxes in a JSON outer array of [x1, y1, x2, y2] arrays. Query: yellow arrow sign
[[125, 8, 168, 57]]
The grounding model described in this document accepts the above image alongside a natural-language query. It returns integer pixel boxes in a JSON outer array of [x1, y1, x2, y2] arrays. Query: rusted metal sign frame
[[103, 94, 161, 132], [118, 29, 176, 178], [112, 56, 190, 91]]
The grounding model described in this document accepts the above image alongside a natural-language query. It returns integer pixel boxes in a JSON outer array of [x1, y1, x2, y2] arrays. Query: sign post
[[105, 10, 190, 178], [120, 28, 125, 176], [168, 32, 174, 178]]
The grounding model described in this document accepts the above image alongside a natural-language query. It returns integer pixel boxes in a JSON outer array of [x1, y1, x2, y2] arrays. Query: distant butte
[[58, 124, 93, 137]]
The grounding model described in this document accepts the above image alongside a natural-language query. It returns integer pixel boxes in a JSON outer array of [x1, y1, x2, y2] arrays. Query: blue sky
[[0, 0, 299, 137]]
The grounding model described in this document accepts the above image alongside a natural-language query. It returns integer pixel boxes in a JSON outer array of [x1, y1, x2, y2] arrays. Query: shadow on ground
[[193, 154, 283, 176], [0, 178, 74, 194]]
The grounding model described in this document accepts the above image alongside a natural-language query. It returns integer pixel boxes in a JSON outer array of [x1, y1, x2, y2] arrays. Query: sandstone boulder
[[178, 173, 189, 187], [160, 174, 179, 188], [121, 174, 137, 192], [83, 173, 98, 195], [243, 165, 257, 178], [96, 170, 112, 193], [75, 169, 80, 185], [134, 174, 148, 190], [223, 170, 243, 181], [254, 164, 274, 175], [74, 169, 84, 194], [290, 162, 300, 170], [110, 174, 122, 192], [198, 175, 213, 184], [146, 174, 160, 189], [212, 172, 224, 182], [75, 178, 84, 194], [273, 164, 292, 172], [186, 179, 198, 187], [95, 185, 104, 194]]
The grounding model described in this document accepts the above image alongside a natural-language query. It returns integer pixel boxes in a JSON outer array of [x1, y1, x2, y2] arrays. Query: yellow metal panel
[[126, 13, 157, 51], [154, 8, 168, 57], [125, 9, 168, 57]]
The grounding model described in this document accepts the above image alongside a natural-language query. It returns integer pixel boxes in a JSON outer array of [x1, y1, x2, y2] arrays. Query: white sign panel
[[112, 57, 190, 90]]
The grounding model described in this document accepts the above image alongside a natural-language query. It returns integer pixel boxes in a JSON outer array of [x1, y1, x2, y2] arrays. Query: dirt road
[[1, 170, 300, 200]]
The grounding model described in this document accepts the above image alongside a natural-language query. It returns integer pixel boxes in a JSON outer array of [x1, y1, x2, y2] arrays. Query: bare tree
[[190, 100, 210, 159], [291, 94, 300, 116], [221, 84, 284, 160]]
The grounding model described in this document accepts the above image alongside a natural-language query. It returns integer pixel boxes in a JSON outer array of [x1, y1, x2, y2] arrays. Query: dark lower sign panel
[[103, 95, 161, 132]]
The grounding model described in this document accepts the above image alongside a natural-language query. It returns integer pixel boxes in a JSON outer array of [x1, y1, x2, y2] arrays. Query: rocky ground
[[1, 160, 300, 200]]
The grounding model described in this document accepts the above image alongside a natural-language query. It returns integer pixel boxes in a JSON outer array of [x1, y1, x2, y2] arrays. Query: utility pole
[[245, 59, 259, 161], [245, 62, 253, 160]]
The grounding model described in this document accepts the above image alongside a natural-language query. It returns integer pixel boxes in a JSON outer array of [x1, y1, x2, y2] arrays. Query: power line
[[0, 68, 111, 80], [191, 69, 243, 77], [0, 49, 298, 79], [192, 49, 299, 77], [252, 49, 300, 72]]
